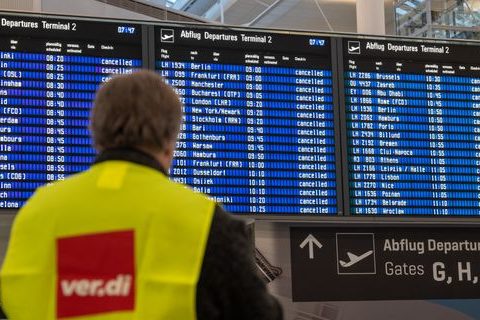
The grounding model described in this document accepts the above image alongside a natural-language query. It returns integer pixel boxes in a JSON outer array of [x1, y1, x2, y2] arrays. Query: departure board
[[156, 26, 339, 215], [344, 38, 480, 215], [0, 14, 142, 209]]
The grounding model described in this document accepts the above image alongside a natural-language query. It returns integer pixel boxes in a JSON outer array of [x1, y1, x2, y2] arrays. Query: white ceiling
[[3, 0, 396, 34]]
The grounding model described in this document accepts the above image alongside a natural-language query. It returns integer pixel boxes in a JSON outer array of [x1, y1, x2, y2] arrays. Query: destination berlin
[[383, 238, 480, 255]]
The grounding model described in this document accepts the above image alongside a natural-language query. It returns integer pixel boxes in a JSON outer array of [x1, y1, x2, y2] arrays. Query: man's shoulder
[[211, 206, 246, 233], [27, 170, 89, 200], [205, 206, 249, 254], [161, 177, 217, 207]]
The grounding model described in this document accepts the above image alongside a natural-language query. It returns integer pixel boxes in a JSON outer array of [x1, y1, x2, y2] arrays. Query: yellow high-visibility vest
[[1, 161, 215, 320]]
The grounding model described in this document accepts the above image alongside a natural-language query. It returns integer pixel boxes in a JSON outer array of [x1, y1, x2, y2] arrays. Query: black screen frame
[[0, 11, 147, 214], [150, 21, 345, 219], [338, 34, 480, 218]]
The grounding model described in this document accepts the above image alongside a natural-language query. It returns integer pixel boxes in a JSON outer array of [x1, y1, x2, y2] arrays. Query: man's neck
[[94, 147, 168, 175]]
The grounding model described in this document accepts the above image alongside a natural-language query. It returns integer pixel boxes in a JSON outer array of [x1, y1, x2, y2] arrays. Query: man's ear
[[160, 140, 176, 170]]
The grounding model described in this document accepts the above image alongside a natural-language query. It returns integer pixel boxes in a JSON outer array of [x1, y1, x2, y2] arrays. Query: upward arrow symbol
[[299, 234, 323, 259]]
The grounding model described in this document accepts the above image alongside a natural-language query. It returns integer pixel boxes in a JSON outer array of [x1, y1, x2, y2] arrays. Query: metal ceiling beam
[[245, 0, 283, 26], [94, 0, 209, 21]]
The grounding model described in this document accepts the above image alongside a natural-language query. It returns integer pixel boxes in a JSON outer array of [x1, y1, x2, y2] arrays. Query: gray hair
[[90, 70, 182, 151]]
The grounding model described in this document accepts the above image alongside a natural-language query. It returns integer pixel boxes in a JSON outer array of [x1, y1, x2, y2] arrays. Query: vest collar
[[94, 147, 168, 176]]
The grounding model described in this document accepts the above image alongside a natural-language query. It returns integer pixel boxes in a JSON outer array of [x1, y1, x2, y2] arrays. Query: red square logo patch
[[57, 230, 135, 318]]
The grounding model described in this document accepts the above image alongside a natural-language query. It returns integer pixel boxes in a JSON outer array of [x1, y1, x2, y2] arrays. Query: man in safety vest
[[1, 70, 283, 319]]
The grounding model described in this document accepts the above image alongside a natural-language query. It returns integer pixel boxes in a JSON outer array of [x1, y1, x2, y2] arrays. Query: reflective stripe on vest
[[1, 161, 215, 319]]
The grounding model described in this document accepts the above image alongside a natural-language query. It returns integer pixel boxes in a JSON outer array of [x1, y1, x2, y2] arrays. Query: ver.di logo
[[57, 230, 135, 318]]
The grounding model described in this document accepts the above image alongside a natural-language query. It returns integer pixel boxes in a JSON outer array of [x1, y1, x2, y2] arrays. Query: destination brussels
[[181, 30, 270, 44], [1, 18, 74, 31]]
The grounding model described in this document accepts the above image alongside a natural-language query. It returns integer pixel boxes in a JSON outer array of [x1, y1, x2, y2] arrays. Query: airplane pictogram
[[339, 250, 373, 268]]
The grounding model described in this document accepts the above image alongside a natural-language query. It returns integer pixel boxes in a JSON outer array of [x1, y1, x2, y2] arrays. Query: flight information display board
[[0, 14, 142, 209], [156, 26, 339, 215], [344, 38, 480, 215]]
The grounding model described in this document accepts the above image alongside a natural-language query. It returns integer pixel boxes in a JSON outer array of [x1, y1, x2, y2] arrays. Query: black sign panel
[[291, 226, 480, 301]]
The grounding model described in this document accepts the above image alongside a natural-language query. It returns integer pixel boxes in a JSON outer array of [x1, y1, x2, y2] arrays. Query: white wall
[[41, 0, 157, 21], [0, 0, 41, 11]]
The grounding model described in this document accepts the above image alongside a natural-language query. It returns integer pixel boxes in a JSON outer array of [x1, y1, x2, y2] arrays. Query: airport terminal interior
[[4, 0, 480, 319]]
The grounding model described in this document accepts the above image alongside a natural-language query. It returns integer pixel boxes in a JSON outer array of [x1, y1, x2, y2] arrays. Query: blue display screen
[[156, 28, 338, 215], [0, 15, 142, 209], [345, 39, 480, 215]]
